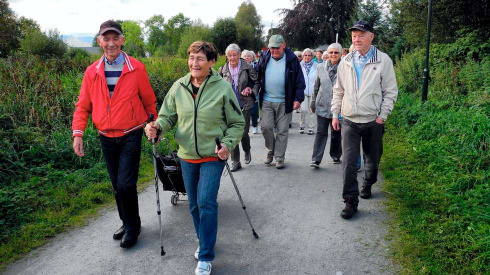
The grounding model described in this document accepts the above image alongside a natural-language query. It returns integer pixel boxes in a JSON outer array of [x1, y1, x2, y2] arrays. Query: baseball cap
[[349, 20, 374, 33], [99, 20, 123, 35], [268, 34, 285, 48]]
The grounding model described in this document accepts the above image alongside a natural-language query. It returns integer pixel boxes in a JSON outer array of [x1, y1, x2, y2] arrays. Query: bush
[[383, 33, 489, 274], [20, 29, 68, 59]]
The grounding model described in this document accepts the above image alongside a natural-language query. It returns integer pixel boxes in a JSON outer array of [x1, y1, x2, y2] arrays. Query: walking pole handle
[[147, 114, 158, 144], [215, 138, 225, 162]]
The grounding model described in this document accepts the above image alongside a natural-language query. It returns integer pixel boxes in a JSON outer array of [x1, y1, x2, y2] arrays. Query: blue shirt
[[264, 54, 286, 103], [104, 52, 125, 65], [104, 52, 125, 97], [353, 46, 373, 89]]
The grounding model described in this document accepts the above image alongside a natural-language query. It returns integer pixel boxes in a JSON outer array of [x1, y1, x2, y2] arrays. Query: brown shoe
[[340, 197, 358, 219], [275, 160, 285, 169], [360, 185, 372, 199], [264, 153, 273, 164]]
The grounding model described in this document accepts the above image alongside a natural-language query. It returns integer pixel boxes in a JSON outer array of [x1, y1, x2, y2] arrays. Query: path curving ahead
[[4, 113, 396, 275]]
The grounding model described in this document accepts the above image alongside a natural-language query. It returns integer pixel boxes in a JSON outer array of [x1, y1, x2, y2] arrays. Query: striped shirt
[[104, 53, 125, 98]]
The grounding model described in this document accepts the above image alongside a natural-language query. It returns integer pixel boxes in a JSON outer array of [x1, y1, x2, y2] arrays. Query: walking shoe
[[307, 129, 314, 135], [299, 127, 305, 134], [120, 228, 140, 248], [194, 246, 199, 260], [195, 261, 212, 275], [230, 161, 242, 172], [113, 225, 125, 240], [244, 151, 252, 164], [275, 160, 285, 169], [310, 161, 320, 168], [264, 153, 274, 164], [360, 185, 372, 199], [252, 127, 258, 134], [289, 123, 292, 128], [340, 197, 358, 219], [357, 165, 362, 172], [332, 157, 341, 164]]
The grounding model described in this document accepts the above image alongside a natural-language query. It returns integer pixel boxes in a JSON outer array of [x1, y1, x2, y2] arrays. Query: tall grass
[[382, 33, 489, 274]]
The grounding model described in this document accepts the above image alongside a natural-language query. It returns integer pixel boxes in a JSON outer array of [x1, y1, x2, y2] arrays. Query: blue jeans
[[180, 160, 225, 261]]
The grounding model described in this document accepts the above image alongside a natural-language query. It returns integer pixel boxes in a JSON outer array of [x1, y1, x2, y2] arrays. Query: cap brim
[[268, 42, 282, 48], [99, 27, 122, 35], [349, 26, 370, 32]]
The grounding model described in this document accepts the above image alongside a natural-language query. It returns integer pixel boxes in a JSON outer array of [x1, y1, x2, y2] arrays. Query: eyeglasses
[[303, 54, 313, 57], [328, 51, 340, 54]]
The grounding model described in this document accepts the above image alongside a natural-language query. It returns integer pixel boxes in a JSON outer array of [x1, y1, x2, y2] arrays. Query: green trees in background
[[235, 0, 264, 51], [211, 18, 237, 54], [121, 20, 145, 57], [20, 29, 67, 59], [145, 15, 167, 56], [177, 21, 212, 58], [0, 0, 21, 57]]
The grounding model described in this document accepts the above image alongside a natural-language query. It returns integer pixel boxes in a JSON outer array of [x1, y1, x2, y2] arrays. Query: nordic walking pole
[[148, 114, 166, 256], [215, 138, 259, 239]]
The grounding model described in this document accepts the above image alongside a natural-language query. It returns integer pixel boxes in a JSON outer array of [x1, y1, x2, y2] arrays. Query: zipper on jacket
[[179, 75, 211, 158]]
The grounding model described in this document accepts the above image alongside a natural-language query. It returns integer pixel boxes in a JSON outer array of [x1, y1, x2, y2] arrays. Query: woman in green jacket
[[145, 41, 245, 275]]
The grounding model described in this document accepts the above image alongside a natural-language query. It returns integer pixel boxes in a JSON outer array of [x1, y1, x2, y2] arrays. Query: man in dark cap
[[72, 20, 157, 247], [331, 20, 398, 219]]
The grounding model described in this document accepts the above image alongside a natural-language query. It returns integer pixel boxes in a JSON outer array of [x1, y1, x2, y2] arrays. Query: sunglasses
[[328, 51, 340, 54]]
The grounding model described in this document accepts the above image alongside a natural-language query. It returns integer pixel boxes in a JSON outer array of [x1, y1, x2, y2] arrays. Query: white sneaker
[[252, 127, 258, 134], [195, 261, 212, 275], [194, 246, 199, 260]]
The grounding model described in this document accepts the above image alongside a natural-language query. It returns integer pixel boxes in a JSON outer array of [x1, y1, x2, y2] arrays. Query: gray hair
[[302, 48, 314, 56], [241, 50, 255, 60], [225, 43, 241, 56], [294, 51, 302, 57], [327, 43, 342, 53]]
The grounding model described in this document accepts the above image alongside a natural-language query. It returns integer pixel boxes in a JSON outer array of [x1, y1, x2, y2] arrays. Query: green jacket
[[156, 69, 245, 160]]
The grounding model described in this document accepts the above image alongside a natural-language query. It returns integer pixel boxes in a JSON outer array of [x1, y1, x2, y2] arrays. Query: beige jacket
[[331, 46, 398, 123]]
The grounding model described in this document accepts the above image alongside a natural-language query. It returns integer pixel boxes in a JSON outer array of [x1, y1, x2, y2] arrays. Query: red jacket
[[72, 52, 157, 138]]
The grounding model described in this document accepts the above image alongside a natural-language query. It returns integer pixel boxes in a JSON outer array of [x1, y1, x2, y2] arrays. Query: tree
[[356, 0, 394, 53], [144, 15, 167, 56], [18, 16, 40, 39], [278, 0, 356, 50], [177, 21, 212, 58], [0, 0, 21, 57], [162, 13, 192, 56], [121, 20, 145, 57], [20, 29, 68, 59], [234, 1, 264, 51], [211, 18, 237, 54]]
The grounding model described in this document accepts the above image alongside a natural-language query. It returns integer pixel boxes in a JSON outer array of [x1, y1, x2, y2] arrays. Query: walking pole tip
[[161, 247, 166, 256], [253, 230, 259, 239]]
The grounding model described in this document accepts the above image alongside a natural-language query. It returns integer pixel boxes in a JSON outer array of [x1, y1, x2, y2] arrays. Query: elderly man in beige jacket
[[331, 20, 398, 219]]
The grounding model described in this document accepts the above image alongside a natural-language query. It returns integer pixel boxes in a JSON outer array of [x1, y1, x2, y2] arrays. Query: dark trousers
[[231, 108, 251, 163], [99, 129, 143, 231], [250, 101, 259, 128], [311, 116, 342, 162], [341, 119, 384, 203]]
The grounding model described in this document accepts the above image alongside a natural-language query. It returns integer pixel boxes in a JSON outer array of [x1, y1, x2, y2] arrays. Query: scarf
[[326, 59, 340, 84], [303, 60, 314, 75], [228, 61, 243, 107]]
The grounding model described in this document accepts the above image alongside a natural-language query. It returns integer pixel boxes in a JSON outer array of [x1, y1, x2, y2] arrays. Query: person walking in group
[[241, 50, 260, 134], [331, 21, 398, 219], [313, 48, 324, 63], [310, 43, 343, 168], [256, 34, 305, 169], [299, 48, 318, 135], [294, 50, 303, 62], [145, 41, 245, 275], [72, 20, 157, 248], [219, 44, 260, 172]]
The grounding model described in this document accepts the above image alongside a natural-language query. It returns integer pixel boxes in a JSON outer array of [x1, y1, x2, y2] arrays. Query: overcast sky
[[8, 0, 293, 36]]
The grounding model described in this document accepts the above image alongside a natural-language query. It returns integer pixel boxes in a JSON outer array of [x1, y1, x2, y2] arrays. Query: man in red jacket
[[72, 20, 157, 248]]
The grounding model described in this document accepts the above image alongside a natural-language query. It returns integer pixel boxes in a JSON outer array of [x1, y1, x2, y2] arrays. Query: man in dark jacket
[[256, 35, 305, 169]]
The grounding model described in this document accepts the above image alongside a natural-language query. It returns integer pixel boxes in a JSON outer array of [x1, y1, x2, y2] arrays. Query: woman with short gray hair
[[219, 44, 260, 171], [299, 48, 318, 135]]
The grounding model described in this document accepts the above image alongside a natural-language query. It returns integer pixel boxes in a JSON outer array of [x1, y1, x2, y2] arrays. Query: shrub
[[20, 29, 68, 59]]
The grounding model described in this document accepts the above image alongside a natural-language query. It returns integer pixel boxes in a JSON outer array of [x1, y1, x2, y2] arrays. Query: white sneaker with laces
[[252, 127, 258, 134], [195, 261, 212, 275], [194, 246, 199, 260]]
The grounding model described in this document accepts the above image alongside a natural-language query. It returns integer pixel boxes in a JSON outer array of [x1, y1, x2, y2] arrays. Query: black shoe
[[244, 151, 251, 164], [120, 229, 140, 248], [360, 185, 372, 199], [230, 161, 242, 172], [340, 198, 358, 219], [332, 157, 341, 164], [310, 161, 320, 168], [113, 225, 125, 240]]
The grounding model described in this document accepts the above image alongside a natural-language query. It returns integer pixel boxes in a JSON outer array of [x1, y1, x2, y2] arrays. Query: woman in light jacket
[[310, 43, 343, 168], [299, 48, 318, 135], [218, 44, 260, 172]]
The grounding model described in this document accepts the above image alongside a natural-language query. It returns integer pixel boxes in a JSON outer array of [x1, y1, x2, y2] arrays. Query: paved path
[[4, 113, 395, 275]]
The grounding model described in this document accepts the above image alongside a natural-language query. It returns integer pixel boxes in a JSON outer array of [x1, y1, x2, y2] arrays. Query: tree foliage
[[20, 29, 68, 59], [177, 21, 212, 58], [356, 0, 395, 55], [121, 20, 145, 57], [144, 15, 167, 56], [211, 18, 237, 54], [278, 0, 356, 50], [234, 1, 263, 51], [0, 0, 21, 57]]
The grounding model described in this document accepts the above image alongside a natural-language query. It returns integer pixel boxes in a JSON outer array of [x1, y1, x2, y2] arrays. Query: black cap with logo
[[349, 20, 374, 33], [99, 20, 123, 35]]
